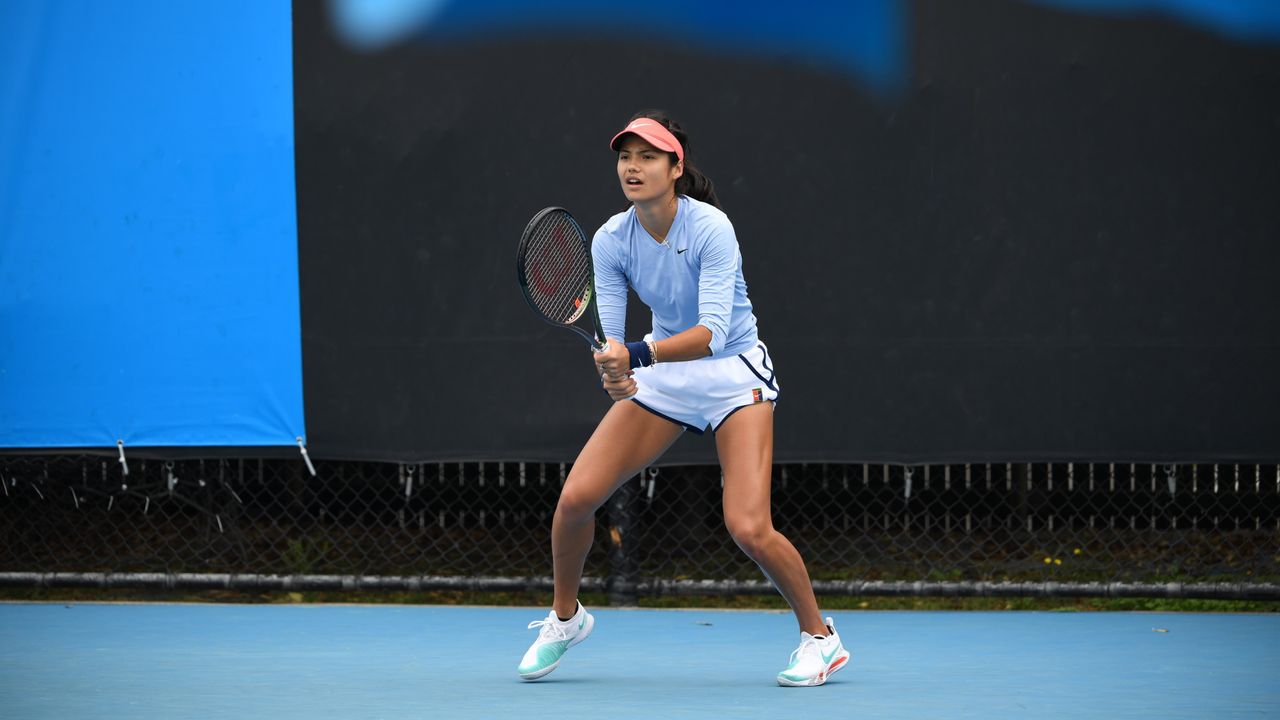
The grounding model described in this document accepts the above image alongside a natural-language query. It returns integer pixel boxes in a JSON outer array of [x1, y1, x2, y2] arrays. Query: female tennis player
[[518, 111, 849, 687]]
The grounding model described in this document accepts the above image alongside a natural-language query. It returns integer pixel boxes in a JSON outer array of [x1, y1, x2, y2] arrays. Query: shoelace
[[788, 635, 822, 666], [528, 614, 574, 642]]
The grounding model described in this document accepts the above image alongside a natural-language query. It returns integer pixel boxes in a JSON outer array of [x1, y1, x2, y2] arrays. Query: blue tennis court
[[1, 603, 1276, 718]]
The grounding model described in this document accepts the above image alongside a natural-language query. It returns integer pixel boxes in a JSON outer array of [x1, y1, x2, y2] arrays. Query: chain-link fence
[[1, 455, 1277, 599]]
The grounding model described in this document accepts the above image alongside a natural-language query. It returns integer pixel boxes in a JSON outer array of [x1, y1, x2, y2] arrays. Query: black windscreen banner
[[294, 0, 1280, 464]]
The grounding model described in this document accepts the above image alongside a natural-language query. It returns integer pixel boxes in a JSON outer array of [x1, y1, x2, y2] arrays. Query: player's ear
[[671, 160, 684, 181]]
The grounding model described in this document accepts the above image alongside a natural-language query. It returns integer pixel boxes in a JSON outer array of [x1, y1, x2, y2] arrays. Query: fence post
[[606, 474, 640, 606]]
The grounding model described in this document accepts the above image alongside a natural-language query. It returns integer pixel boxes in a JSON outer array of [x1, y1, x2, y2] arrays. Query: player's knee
[[556, 478, 607, 523], [725, 514, 773, 559]]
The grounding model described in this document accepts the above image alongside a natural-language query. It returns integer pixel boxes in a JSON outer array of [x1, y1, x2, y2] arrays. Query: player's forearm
[[652, 325, 713, 363]]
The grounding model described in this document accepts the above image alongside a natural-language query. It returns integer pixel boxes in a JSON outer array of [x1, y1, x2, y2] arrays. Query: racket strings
[[524, 218, 591, 324]]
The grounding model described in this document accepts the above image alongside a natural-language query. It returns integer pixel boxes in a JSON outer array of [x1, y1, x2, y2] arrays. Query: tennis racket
[[516, 207, 609, 352]]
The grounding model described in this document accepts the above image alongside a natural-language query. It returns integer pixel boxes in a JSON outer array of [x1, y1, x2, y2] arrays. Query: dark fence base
[[2, 572, 1276, 601], [5, 458, 1278, 600]]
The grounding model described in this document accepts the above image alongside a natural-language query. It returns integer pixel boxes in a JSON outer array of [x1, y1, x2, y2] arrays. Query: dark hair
[[625, 109, 721, 209]]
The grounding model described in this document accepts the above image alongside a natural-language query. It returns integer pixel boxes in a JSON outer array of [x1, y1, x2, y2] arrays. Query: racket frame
[[516, 206, 610, 353]]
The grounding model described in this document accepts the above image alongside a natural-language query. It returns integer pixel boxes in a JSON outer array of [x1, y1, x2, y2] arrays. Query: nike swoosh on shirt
[[676, 248, 688, 254]]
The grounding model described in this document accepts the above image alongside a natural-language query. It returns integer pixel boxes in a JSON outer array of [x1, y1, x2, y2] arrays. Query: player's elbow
[[696, 321, 724, 356]]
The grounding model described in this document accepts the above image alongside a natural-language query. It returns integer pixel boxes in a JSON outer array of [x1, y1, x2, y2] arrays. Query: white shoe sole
[[518, 612, 595, 681], [519, 660, 559, 681], [777, 649, 850, 687]]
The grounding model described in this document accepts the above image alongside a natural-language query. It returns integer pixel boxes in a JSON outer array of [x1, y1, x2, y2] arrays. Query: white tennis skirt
[[630, 338, 779, 434]]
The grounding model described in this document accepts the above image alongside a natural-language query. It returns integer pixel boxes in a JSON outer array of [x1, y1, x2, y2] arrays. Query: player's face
[[617, 136, 683, 205]]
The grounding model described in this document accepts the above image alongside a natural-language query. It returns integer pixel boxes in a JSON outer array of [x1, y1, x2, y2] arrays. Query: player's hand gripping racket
[[516, 207, 609, 352]]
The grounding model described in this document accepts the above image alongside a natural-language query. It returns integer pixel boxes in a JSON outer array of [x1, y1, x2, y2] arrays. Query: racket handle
[[594, 340, 610, 353]]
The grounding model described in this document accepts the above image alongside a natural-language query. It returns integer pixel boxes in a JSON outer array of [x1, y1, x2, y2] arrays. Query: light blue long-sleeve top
[[591, 195, 759, 358]]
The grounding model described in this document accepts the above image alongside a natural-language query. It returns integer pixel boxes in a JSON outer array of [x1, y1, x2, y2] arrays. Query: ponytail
[[675, 161, 720, 209], [628, 110, 722, 209]]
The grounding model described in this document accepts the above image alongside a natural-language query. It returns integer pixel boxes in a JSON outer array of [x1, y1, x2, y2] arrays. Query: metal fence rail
[[1, 456, 1277, 600]]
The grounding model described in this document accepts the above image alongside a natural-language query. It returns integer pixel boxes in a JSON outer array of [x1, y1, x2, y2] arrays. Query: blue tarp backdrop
[[0, 1, 304, 449]]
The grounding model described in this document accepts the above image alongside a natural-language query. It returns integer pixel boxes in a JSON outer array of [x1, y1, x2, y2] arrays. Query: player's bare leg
[[717, 402, 825, 635], [551, 401, 682, 618]]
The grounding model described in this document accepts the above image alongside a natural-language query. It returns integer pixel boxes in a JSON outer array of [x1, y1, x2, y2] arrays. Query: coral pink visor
[[609, 118, 684, 163]]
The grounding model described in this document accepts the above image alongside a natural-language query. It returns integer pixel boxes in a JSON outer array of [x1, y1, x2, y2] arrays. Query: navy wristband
[[625, 341, 653, 369]]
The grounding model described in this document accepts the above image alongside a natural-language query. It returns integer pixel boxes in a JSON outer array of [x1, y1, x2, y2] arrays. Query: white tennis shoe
[[777, 616, 850, 687], [517, 601, 594, 680]]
